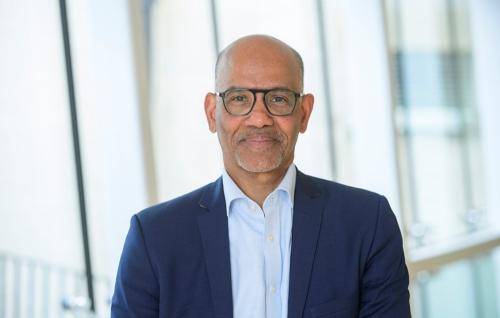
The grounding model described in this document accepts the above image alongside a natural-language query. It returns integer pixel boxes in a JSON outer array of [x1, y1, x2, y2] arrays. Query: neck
[[225, 163, 291, 208]]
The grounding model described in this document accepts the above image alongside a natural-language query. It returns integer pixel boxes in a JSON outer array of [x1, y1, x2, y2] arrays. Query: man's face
[[205, 44, 313, 175]]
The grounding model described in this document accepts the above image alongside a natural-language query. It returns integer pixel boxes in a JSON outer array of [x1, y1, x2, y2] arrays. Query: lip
[[240, 136, 277, 149], [245, 136, 275, 142]]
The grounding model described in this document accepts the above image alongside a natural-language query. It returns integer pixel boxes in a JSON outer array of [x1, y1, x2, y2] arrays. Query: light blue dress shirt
[[222, 164, 296, 318]]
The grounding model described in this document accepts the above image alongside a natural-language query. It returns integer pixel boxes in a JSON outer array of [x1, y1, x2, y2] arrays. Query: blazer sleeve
[[359, 196, 411, 317], [111, 214, 160, 318]]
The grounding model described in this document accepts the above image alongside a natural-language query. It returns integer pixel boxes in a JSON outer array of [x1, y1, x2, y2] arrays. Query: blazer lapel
[[288, 170, 325, 318], [198, 178, 233, 318]]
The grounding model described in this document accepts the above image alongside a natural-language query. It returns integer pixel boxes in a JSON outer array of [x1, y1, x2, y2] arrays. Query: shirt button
[[267, 235, 274, 242], [270, 285, 276, 293]]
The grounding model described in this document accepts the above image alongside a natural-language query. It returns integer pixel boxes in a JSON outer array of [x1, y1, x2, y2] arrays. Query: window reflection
[[385, 0, 486, 247], [413, 251, 498, 318]]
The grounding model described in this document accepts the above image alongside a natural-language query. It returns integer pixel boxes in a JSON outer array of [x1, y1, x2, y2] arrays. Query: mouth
[[239, 135, 279, 150]]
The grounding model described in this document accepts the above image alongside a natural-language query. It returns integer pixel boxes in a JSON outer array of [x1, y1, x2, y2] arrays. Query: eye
[[226, 91, 251, 104], [270, 95, 289, 104], [231, 95, 248, 102]]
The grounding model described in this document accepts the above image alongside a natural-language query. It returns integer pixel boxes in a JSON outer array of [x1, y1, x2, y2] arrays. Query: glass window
[[384, 0, 486, 247], [413, 251, 498, 318], [146, 0, 222, 200], [0, 0, 89, 316], [65, 0, 152, 315]]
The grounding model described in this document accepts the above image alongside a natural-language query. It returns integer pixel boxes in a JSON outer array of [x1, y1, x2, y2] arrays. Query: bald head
[[215, 35, 304, 91]]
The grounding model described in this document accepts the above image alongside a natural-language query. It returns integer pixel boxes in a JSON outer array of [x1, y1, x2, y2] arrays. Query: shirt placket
[[263, 193, 282, 318]]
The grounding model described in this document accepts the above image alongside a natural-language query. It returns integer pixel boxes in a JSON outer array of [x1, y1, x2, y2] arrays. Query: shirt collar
[[222, 163, 296, 216]]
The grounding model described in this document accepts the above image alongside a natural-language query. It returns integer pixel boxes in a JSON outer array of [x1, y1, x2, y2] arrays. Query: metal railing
[[0, 251, 111, 318]]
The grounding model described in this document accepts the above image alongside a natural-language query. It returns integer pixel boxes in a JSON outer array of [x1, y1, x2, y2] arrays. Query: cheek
[[276, 119, 301, 144], [216, 116, 241, 146]]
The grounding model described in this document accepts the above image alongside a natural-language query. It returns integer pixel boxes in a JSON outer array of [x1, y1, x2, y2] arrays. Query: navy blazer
[[112, 170, 410, 317]]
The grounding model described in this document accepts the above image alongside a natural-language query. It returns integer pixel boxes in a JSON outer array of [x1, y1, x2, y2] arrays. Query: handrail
[[0, 251, 111, 317], [408, 228, 500, 276]]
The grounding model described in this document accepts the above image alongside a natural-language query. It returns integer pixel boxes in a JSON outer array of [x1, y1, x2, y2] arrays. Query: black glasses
[[216, 88, 303, 116]]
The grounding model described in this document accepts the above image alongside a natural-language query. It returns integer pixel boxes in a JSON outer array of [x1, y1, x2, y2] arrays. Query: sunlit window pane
[[147, 0, 222, 200], [384, 0, 486, 247], [0, 0, 87, 315], [413, 251, 498, 318]]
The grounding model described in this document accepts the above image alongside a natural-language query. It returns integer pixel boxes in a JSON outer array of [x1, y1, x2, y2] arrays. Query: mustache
[[236, 128, 284, 143]]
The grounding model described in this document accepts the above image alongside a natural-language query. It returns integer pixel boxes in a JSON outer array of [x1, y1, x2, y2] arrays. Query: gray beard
[[235, 150, 284, 173]]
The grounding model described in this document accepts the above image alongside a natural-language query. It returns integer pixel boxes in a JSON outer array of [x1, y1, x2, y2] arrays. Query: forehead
[[217, 46, 301, 91]]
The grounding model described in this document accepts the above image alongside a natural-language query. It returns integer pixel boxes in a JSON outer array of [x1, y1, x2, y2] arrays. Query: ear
[[298, 93, 314, 133], [204, 93, 217, 133]]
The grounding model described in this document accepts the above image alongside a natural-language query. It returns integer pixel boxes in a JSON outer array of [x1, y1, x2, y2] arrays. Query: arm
[[111, 215, 160, 318], [359, 196, 411, 317]]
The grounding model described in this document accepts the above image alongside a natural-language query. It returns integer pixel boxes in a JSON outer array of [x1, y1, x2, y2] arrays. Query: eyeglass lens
[[223, 89, 296, 115]]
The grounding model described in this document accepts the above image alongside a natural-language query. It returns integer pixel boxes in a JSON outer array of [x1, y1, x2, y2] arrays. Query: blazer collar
[[197, 167, 325, 318], [197, 177, 233, 318]]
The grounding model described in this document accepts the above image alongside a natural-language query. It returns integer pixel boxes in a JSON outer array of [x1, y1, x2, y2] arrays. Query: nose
[[245, 93, 274, 128]]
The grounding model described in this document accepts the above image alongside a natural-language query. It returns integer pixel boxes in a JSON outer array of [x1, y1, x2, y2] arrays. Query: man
[[112, 35, 410, 318]]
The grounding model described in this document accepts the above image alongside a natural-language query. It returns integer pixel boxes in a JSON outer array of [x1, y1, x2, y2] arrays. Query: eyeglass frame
[[215, 87, 304, 116]]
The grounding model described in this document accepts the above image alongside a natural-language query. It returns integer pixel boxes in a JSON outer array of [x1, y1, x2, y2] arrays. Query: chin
[[235, 155, 284, 173]]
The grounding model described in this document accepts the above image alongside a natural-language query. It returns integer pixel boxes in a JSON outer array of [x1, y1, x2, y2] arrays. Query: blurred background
[[1, 0, 499, 317]]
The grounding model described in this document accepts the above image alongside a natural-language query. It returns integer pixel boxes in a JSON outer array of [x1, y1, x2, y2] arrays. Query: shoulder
[[300, 172, 383, 207], [299, 172, 394, 228], [300, 172, 403, 260], [310, 174, 380, 198], [134, 180, 216, 231]]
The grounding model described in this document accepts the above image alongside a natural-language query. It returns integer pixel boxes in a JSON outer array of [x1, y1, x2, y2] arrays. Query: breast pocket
[[309, 295, 358, 318]]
